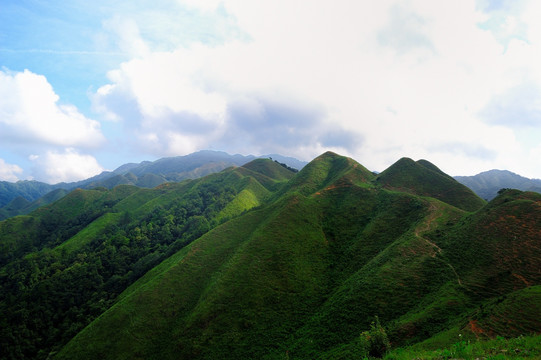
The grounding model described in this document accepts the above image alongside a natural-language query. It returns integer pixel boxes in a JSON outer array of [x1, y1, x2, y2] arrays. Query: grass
[[385, 334, 541, 359], [53, 212, 122, 254], [376, 157, 486, 212]]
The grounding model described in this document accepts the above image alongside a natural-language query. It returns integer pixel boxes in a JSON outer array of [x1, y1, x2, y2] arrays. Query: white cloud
[[90, 0, 541, 176], [30, 148, 104, 184], [0, 69, 105, 148], [0, 159, 23, 182], [377, 3, 435, 55], [102, 16, 150, 58], [178, 0, 222, 12]]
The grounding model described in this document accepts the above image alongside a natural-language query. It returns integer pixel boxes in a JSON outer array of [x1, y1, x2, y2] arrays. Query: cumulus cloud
[[0, 69, 105, 148], [30, 148, 104, 184], [0, 159, 23, 182]]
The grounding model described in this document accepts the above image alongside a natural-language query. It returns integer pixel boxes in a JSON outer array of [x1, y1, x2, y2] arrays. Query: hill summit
[[376, 157, 486, 211]]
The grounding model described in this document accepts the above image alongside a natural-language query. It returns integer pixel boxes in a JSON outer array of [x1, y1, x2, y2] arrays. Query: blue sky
[[1, 0, 541, 183]]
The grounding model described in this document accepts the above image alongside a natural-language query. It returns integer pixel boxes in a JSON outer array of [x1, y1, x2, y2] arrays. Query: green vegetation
[[376, 157, 486, 211], [359, 316, 392, 358], [0, 150, 285, 221], [0, 153, 539, 360], [0, 159, 294, 359], [385, 334, 541, 359]]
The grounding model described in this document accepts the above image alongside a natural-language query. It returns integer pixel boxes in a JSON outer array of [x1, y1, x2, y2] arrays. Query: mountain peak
[[455, 169, 541, 200], [286, 152, 374, 196], [240, 158, 296, 181], [378, 157, 485, 211]]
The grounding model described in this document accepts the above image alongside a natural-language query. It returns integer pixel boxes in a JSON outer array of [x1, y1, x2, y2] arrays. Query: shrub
[[359, 316, 391, 358]]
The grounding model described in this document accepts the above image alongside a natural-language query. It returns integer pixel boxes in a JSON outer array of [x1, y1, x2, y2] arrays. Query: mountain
[[0, 150, 308, 220], [0, 180, 59, 208], [0, 153, 539, 360], [376, 157, 486, 211], [0, 188, 68, 220], [455, 169, 541, 201], [73, 150, 306, 189]]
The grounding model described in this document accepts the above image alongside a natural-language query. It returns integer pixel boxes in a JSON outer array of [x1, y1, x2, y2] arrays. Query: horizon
[[2, 1, 541, 182], [3, 149, 541, 186]]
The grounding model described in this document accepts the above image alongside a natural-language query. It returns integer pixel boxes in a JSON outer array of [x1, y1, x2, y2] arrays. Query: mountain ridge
[[0, 151, 308, 220]]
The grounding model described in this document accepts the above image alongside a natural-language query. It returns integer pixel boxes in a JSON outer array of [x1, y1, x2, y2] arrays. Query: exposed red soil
[[468, 319, 485, 339]]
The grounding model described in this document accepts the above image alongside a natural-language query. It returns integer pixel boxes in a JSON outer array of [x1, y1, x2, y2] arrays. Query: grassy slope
[[53, 212, 122, 254], [386, 333, 541, 359], [55, 187, 331, 359], [0, 160, 295, 360], [241, 158, 297, 182], [436, 189, 541, 299], [56, 153, 488, 360]]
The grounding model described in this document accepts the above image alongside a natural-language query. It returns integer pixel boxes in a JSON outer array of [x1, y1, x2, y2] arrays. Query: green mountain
[[0, 180, 58, 208], [0, 153, 538, 360], [376, 157, 486, 211], [0, 189, 69, 220], [455, 169, 541, 201]]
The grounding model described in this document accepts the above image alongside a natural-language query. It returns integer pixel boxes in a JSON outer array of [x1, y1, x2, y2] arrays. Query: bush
[[359, 316, 391, 358]]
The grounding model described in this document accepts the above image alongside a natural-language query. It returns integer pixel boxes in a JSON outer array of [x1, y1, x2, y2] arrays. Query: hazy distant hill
[[0, 151, 307, 220], [1, 152, 538, 359], [0, 180, 59, 208], [0, 189, 68, 220], [455, 169, 541, 200]]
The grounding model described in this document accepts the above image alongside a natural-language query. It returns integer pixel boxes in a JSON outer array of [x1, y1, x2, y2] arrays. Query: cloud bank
[[85, 0, 541, 177], [2, 0, 541, 181]]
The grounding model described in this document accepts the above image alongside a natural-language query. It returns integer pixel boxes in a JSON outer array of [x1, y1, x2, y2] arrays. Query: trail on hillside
[[415, 202, 466, 288]]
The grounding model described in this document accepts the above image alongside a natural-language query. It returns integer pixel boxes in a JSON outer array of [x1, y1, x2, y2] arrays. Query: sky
[[1, 0, 541, 183]]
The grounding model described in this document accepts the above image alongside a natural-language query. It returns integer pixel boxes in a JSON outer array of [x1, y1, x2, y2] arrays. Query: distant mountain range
[[455, 169, 541, 201], [1, 151, 539, 359], [2, 150, 540, 220], [0, 151, 307, 220]]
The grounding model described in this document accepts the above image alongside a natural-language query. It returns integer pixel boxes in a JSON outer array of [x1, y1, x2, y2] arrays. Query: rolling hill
[[0, 152, 539, 359]]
